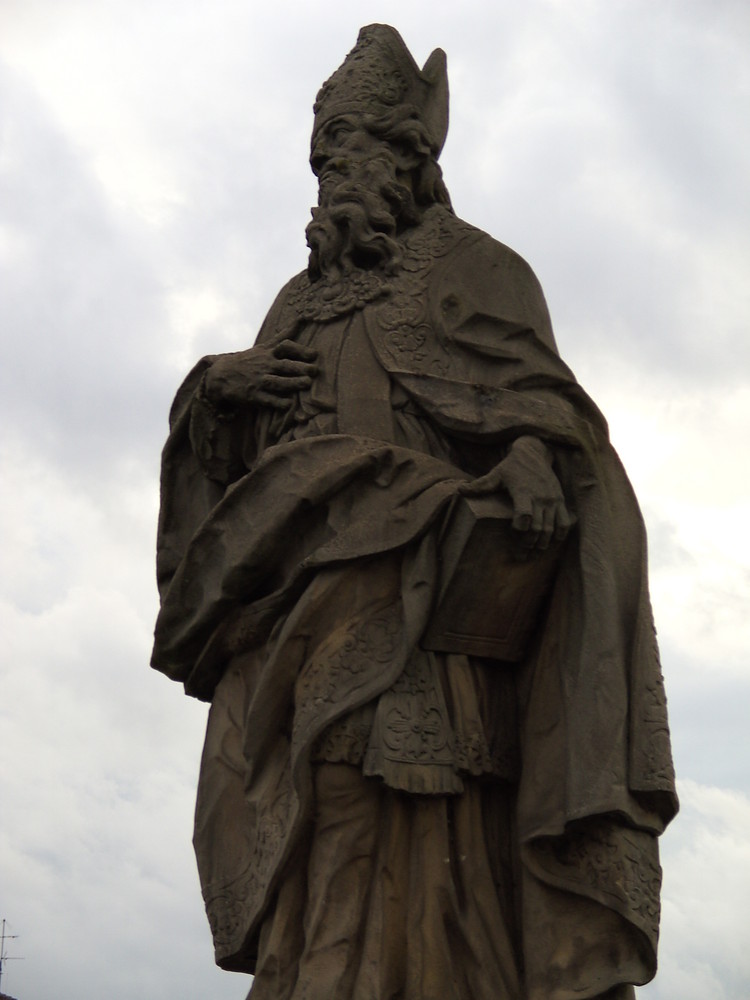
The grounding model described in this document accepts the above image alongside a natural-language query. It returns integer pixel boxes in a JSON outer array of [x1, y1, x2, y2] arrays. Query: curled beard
[[306, 153, 420, 281]]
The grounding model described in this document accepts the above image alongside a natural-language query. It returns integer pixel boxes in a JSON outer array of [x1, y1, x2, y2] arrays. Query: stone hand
[[460, 436, 572, 550], [203, 339, 318, 410]]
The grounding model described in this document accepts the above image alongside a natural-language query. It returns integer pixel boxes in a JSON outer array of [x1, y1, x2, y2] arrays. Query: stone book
[[422, 494, 563, 660]]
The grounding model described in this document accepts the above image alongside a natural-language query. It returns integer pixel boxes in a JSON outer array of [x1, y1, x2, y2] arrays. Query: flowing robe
[[152, 206, 677, 1000]]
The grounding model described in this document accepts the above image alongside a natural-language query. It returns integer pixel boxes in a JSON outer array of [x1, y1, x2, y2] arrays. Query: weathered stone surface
[[152, 24, 677, 1000]]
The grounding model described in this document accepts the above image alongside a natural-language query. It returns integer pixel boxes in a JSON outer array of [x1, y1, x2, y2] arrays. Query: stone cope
[[152, 24, 677, 1000]]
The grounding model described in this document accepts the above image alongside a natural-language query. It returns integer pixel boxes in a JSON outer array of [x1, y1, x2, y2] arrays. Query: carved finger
[[254, 391, 293, 409], [274, 339, 318, 362], [554, 504, 573, 541], [459, 476, 489, 496], [530, 499, 545, 536], [271, 358, 319, 378], [536, 505, 555, 551], [511, 495, 534, 533], [458, 465, 505, 496], [262, 373, 312, 394]]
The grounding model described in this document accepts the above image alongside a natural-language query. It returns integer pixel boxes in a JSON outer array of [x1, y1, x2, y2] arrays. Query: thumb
[[458, 465, 506, 496]]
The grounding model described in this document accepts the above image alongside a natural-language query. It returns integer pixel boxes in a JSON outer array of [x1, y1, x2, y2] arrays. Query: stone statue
[[152, 24, 677, 1000]]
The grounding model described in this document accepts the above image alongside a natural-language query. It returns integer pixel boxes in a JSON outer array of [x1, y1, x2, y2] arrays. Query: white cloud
[[0, 471, 239, 998], [585, 382, 750, 681], [641, 781, 750, 1000]]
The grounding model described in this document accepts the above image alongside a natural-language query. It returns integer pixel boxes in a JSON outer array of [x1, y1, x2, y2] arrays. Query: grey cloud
[[436, 4, 750, 387], [640, 779, 750, 999], [0, 63, 175, 482]]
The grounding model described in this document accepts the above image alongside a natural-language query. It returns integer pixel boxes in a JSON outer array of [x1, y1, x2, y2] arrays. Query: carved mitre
[[313, 24, 449, 156]]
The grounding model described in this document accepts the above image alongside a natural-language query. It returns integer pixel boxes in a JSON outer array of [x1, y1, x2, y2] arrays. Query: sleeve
[[188, 365, 254, 486], [156, 274, 304, 598], [156, 358, 227, 599]]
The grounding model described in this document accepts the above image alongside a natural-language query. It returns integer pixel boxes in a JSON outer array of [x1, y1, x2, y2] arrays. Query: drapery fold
[[153, 207, 676, 997]]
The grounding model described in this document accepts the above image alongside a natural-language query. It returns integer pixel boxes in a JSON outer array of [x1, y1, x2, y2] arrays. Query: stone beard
[[305, 94, 452, 286], [307, 148, 412, 279], [151, 23, 677, 1000]]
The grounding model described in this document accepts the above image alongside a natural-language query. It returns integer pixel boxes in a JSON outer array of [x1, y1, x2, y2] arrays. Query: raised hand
[[203, 339, 318, 410]]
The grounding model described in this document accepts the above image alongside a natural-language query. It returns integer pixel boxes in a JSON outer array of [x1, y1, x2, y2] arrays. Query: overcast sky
[[1, 1, 748, 998]]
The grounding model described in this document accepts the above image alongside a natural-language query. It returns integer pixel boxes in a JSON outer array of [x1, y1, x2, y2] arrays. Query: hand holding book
[[459, 435, 572, 552]]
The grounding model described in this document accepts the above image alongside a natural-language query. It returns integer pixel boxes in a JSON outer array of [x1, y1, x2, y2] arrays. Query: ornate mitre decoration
[[313, 24, 449, 156]]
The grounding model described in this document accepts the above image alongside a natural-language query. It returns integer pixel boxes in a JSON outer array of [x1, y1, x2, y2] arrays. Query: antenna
[[0, 919, 22, 994]]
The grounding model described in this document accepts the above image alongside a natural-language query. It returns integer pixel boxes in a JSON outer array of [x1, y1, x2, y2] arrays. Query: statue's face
[[306, 113, 421, 279], [311, 115, 392, 187]]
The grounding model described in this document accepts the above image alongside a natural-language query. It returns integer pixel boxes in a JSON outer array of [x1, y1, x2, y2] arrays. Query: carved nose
[[327, 157, 351, 175]]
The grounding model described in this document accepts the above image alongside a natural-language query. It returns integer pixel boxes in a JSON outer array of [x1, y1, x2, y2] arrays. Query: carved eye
[[328, 121, 354, 144]]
